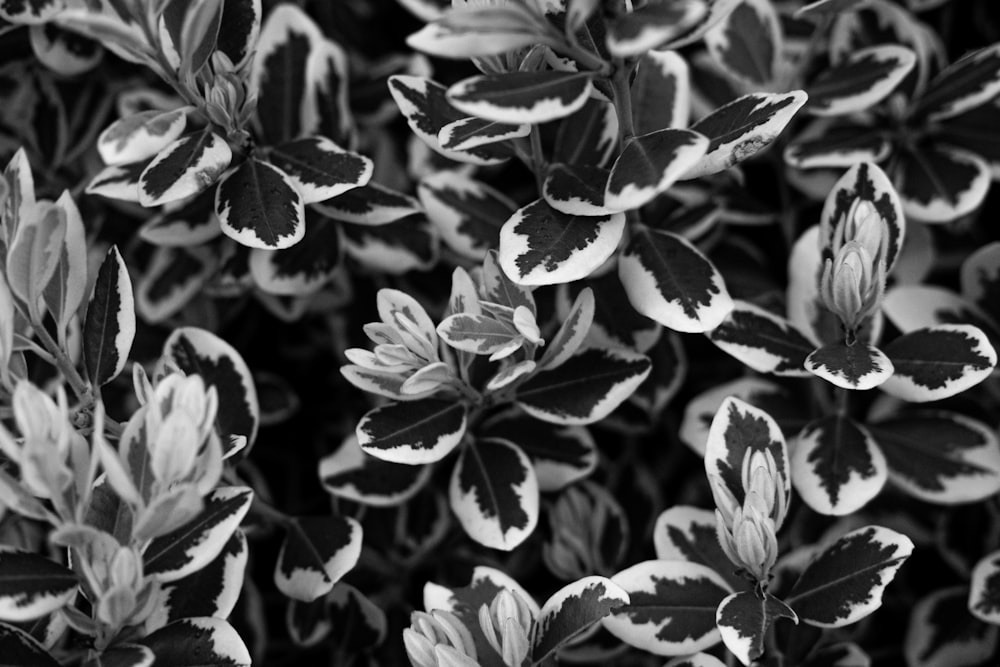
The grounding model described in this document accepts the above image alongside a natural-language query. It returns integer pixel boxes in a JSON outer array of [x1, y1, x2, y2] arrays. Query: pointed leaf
[[499, 199, 625, 286], [516, 347, 651, 425], [805, 342, 894, 391], [533, 576, 630, 663], [537, 287, 594, 370], [791, 416, 888, 516], [84, 246, 135, 387], [603, 560, 731, 656], [0, 551, 77, 622], [605, 128, 708, 210], [786, 525, 913, 627], [619, 227, 733, 333], [716, 590, 797, 666], [138, 131, 231, 207], [450, 438, 539, 551]]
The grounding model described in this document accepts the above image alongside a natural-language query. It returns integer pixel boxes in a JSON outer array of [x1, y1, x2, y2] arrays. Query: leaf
[[805, 343, 894, 391], [896, 145, 991, 223], [320, 433, 431, 506], [970, 552, 1000, 625], [97, 108, 188, 167], [704, 0, 781, 87], [267, 136, 372, 205], [881, 325, 996, 402], [907, 586, 998, 667], [162, 326, 260, 453], [437, 313, 519, 355], [819, 160, 906, 271], [0, 622, 60, 667], [315, 182, 422, 226], [418, 171, 513, 260], [480, 414, 596, 492], [664, 655, 727, 667], [437, 116, 529, 151], [138, 618, 250, 667], [537, 287, 594, 370], [807, 45, 916, 116], [605, 0, 707, 57], [542, 163, 614, 216], [0, 551, 77, 622], [784, 124, 893, 170], [146, 531, 248, 631], [450, 438, 539, 551], [356, 398, 467, 465], [85, 161, 148, 202], [215, 157, 306, 250], [215, 0, 261, 70], [882, 285, 999, 337], [85, 644, 154, 667], [304, 37, 352, 145], [913, 43, 1000, 121], [632, 49, 691, 134], [685, 91, 807, 179], [705, 396, 790, 509], [0, 0, 60, 23], [869, 411, 1000, 504], [708, 300, 814, 376], [653, 506, 745, 591], [716, 590, 797, 666], [790, 416, 888, 516], [532, 576, 630, 663], [604, 128, 708, 210], [29, 23, 103, 76], [43, 191, 88, 336], [603, 560, 732, 656], [248, 210, 342, 295], [250, 3, 324, 145], [342, 215, 439, 274], [328, 584, 388, 652], [275, 516, 362, 602], [406, 5, 548, 59], [553, 97, 619, 167], [618, 227, 733, 333], [498, 199, 625, 286], [84, 246, 135, 387], [516, 347, 651, 425], [961, 241, 1000, 315], [447, 71, 593, 124], [786, 525, 913, 627], [387, 75, 511, 165], [138, 130, 231, 207], [143, 486, 253, 583], [135, 246, 214, 324]]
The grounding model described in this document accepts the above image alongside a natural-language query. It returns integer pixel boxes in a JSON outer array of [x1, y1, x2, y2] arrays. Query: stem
[[529, 125, 547, 194], [32, 319, 92, 403], [836, 387, 850, 417], [611, 58, 635, 143]]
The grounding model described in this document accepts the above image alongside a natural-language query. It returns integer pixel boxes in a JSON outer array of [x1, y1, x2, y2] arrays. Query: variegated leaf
[[784, 124, 893, 170], [961, 241, 1000, 316], [216, 158, 305, 249], [533, 576, 630, 663], [516, 347, 651, 425], [808, 45, 916, 116], [704, 0, 781, 87], [605, 128, 708, 210], [786, 526, 913, 628], [499, 199, 625, 286], [0, 622, 59, 667], [316, 182, 421, 227], [138, 130, 231, 207], [138, 188, 222, 247], [249, 211, 342, 295], [562, 272, 661, 352], [6, 202, 66, 317], [618, 227, 733, 333], [356, 398, 467, 465], [162, 326, 259, 454], [881, 325, 996, 402], [805, 343, 894, 391], [790, 416, 888, 516], [481, 413, 597, 492], [136, 246, 214, 324], [450, 438, 538, 551], [605, 0, 707, 57], [142, 487, 253, 583], [320, 433, 431, 506], [603, 560, 731, 656], [553, 97, 619, 168], [664, 655, 727, 667], [653, 506, 744, 590], [869, 412, 1000, 504], [387, 75, 511, 165], [0, 551, 77, 622], [97, 108, 187, 166], [913, 43, 1000, 122], [717, 590, 797, 666], [138, 618, 250, 667], [43, 191, 87, 336], [275, 516, 362, 602], [906, 586, 998, 667], [632, 49, 690, 134], [406, 5, 547, 59], [215, 0, 261, 70], [882, 285, 999, 337], [542, 163, 614, 216], [438, 116, 529, 151], [970, 552, 1000, 625], [938, 98, 1000, 178], [304, 38, 352, 146], [267, 136, 372, 205], [29, 23, 103, 76], [250, 3, 324, 145], [85, 161, 147, 202], [708, 300, 814, 376], [705, 396, 790, 508], [685, 91, 808, 179], [84, 245, 135, 387], [419, 171, 514, 259], [0, 0, 59, 23], [343, 215, 438, 274], [447, 71, 593, 124], [896, 145, 991, 223], [437, 313, 519, 356], [537, 287, 594, 370], [146, 531, 248, 631], [87, 644, 154, 667]]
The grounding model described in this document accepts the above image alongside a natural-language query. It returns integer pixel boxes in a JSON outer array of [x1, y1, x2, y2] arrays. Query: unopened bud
[[404, 610, 478, 667], [733, 504, 777, 582], [478, 590, 533, 666], [820, 242, 885, 334]]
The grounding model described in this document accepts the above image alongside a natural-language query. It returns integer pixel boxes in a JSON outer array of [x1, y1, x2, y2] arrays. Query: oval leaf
[[356, 398, 467, 465], [84, 246, 135, 387], [216, 157, 306, 250]]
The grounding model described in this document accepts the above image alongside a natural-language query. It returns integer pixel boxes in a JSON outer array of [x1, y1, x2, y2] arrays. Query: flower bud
[[543, 482, 627, 581], [478, 590, 533, 666], [404, 610, 478, 667], [820, 241, 885, 334]]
